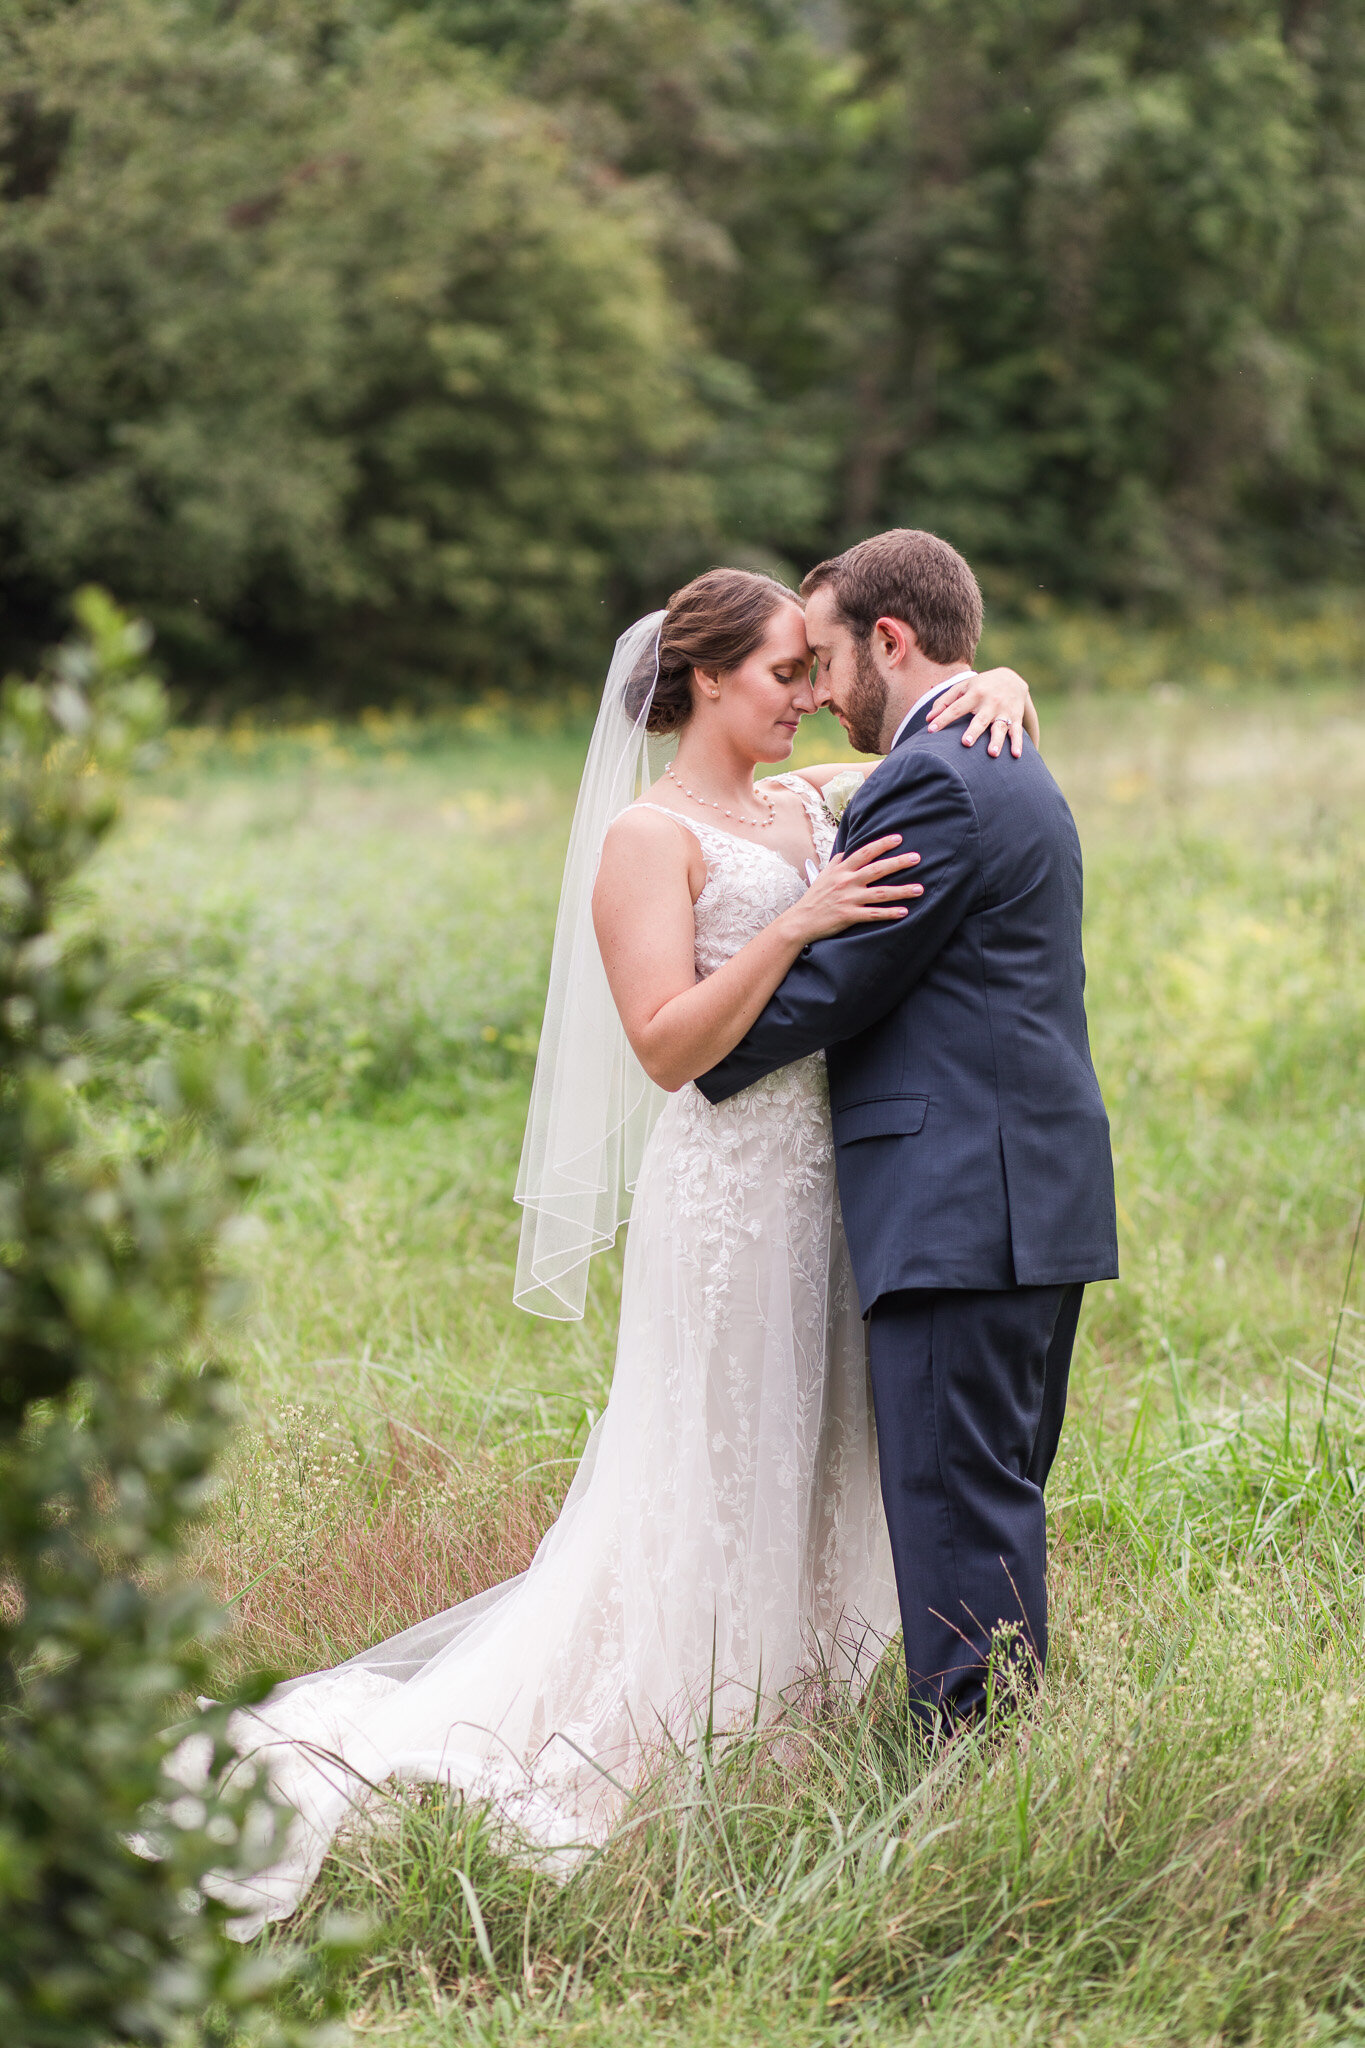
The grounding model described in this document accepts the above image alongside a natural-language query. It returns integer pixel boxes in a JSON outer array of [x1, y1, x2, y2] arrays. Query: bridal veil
[[513, 611, 671, 1319]]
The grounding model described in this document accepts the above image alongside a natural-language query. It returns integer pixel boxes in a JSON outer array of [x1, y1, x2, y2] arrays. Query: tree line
[[2, 0, 1363, 699]]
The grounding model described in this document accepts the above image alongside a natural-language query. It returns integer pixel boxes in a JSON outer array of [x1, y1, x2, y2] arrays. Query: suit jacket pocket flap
[[836, 1094, 929, 1142]]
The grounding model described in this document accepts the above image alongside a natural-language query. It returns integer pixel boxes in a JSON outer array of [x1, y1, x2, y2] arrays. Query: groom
[[697, 528, 1117, 1732]]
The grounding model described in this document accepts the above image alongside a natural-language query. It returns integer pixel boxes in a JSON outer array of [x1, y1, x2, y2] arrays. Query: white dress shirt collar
[[889, 669, 975, 753]]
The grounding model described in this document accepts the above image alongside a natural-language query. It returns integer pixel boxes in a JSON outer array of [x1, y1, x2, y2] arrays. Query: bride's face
[[696, 600, 817, 762]]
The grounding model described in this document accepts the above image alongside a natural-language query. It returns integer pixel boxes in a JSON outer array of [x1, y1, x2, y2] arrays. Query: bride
[[207, 569, 1037, 1937]]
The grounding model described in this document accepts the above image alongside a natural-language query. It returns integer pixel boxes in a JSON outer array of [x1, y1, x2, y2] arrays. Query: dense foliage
[[0, 591, 326, 2041], [835, 0, 1365, 603], [0, 5, 703, 694], [2, 0, 1364, 694]]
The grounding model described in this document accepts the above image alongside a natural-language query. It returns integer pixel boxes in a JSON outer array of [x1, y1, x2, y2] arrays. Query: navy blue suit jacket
[[695, 702, 1119, 1314]]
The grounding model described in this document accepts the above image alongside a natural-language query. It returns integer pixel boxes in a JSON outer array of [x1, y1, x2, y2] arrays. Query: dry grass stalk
[[192, 1410, 570, 1683]]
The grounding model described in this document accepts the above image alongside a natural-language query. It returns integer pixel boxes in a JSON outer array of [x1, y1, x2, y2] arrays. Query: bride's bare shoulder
[[603, 800, 699, 856], [597, 802, 706, 905]]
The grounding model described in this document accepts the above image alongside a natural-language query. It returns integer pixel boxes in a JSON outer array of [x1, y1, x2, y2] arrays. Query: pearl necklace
[[664, 760, 776, 828]]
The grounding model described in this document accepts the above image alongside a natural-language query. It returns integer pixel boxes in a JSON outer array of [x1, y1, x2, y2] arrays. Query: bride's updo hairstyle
[[625, 567, 797, 736]]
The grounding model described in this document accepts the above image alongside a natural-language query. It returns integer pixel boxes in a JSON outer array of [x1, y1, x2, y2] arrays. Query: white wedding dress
[[208, 774, 898, 1938]]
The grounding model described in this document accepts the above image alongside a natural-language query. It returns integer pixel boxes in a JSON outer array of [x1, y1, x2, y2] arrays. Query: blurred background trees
[[2, 0, 1363, 701]]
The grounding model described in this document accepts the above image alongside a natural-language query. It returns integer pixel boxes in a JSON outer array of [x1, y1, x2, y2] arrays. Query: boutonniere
[[822, 768, 867, 823]]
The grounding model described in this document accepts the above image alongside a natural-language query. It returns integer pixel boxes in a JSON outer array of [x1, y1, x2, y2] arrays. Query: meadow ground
[[88, 677, 1365, 2046]]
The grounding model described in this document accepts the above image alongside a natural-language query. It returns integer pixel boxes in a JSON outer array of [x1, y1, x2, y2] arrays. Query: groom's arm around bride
[[697, 528, 1118, 1736]]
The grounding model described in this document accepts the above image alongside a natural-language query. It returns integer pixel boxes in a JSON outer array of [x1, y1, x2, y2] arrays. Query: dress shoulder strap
[[631, 801, 726, 846], [769, 772, 830, 831]]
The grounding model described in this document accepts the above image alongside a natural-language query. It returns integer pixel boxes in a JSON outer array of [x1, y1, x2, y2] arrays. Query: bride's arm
[[926, 666, 1040, 755], [592, 808, 922, 1094], [794, 763, 867, 791]]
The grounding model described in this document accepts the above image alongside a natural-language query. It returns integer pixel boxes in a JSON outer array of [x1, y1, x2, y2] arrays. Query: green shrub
[[0, 590, 332, 2041]]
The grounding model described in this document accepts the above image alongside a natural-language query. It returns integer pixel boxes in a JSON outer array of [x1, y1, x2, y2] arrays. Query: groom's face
[[805, 587, 891, 755]]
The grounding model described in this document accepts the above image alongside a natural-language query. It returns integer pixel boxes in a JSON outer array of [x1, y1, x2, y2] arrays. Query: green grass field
[[90, 680, 1365, 2045]]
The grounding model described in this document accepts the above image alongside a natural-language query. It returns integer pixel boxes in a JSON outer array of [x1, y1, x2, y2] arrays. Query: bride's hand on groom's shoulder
[[783, 835, 923, 945], [927, 667, 1040, 757]]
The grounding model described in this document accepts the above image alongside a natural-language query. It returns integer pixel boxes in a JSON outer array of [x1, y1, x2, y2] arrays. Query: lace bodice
[[630, 772, 838, 1332], [636, 772, 837, 978]]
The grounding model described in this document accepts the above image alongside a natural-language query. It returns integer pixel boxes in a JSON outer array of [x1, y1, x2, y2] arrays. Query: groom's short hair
[[801, 529, 983, 665]]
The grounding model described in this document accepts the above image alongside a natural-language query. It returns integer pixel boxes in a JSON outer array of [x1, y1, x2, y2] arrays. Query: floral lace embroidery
[[637, 774, 837, 1340]]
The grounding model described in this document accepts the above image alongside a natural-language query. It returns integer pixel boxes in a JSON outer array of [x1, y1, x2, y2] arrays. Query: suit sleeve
[[695, 754, 979, 1104]]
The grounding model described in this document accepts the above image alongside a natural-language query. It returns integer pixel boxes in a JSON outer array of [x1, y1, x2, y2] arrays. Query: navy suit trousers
[[866, 1282, 1083, 1727]]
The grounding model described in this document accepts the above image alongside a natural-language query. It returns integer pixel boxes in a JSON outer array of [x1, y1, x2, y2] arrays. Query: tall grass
[[85, 669, 1365, 2044], [270, 1372, 1365, 2045], [195, 1406, 578, 1687]]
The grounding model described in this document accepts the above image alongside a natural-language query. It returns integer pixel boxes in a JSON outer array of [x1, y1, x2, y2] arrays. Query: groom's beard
[[841, 636, 890, 756]]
